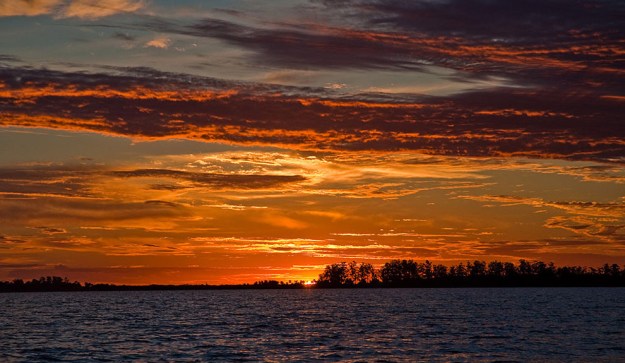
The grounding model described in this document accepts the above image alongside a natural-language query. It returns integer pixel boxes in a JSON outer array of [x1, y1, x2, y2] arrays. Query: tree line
[[0, 276, 310, 292], [2, 259, 625, 292], [0, 276, 84, 292], [315, 259, 625, 287]]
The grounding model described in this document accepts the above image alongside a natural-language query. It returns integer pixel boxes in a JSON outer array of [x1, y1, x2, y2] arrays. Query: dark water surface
[[1, 288, 624, 362]]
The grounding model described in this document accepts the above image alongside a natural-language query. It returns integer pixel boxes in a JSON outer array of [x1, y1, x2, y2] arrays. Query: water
[[1, 288, 624, 362]]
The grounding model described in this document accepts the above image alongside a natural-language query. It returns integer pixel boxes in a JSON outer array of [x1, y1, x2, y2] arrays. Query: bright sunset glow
[[0, 0, 624, 285]]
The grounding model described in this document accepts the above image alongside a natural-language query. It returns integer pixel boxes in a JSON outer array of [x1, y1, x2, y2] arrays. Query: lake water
[[1, 288, 624, 362]]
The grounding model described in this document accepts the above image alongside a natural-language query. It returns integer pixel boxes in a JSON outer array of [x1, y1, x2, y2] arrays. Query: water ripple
[[1, 288, 624, 362]]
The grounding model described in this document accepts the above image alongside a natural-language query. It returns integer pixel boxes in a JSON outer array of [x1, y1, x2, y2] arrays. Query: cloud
[[0, 164, 102, 198], [116, 0, 620, 98], [0, 235, 26, 247], [0, 0, 145, 19], [0, 164, 306, 201], [0, 55, 22, 64], [111, 168, 306, 189], [63, 0, 144, 19], [33, 226, 68, 235], [183, 18, 428, 71], [458, 194, 625, 220], [545, 215, 625, 242], [0, 197, 191, 226], [3, 0, 624, 286], [457, 194, 625, 244], [112, 32, 136, 41], [0, 0, 60, 17], [1, 148, 623, 283], [144, 36, 171, 49], [1, 65, 623, 163], [308, 1, 624, 76], [191, 236, 440, 260]]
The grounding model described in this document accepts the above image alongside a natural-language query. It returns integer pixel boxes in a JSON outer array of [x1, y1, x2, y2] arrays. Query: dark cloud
[[149, 184, 190, 191], [34, 226, 68, 235], [0, 165, 99, 197], [336, 0, 624, 40], [0, 164, 306, 200], [545, 215, 625, 242], [76, 0, 624, 104], [111, 31, 136, 41], [0, 54, 21, 63], [0, 263, 43, 269], [1, 65, 623, 162], [143, 200, 182, 208], [112, 169, 306, 189], [184, 18, 427, 70], [0, 196, 191, 225], [127, 0, 624, 94], [0, 235, 26, 247]]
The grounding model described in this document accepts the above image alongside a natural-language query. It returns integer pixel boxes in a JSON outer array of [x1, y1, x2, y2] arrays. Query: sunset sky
[[1, 0, 624, 284]]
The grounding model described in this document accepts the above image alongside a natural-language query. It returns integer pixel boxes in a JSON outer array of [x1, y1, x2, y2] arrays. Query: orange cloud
[[0, 0, 60, 17], [0, 0, 145, 19], [63, 0, 144, 19], [144, 36, 171, 49]]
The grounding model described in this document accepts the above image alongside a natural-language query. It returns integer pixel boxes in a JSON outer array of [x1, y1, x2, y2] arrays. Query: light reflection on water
[[1, 288, 624, 362]]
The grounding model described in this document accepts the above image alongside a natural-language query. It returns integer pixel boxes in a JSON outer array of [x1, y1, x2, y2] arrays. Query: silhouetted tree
[[452, 262, 467, 280], [423, 260, 433, 280], [433, 264, 448, 280], [381, 259, 420, 286], [317, 262, 350, 287], [317, 261, 380, 287], [356, 262, 378, 285], [487, 261, 504, 278], [314, 260, 625, 288], [469, 260, 487, 279], [518, 259, 532, 275], [610, 264, 621, 278], [503, 262, 517, 278]]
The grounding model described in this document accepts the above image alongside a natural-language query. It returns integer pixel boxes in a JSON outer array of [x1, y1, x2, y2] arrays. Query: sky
[[0, 0, 624, 284]]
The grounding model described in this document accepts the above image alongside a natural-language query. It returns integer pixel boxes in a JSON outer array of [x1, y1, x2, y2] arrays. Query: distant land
[[2, 259, 625, 292]]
